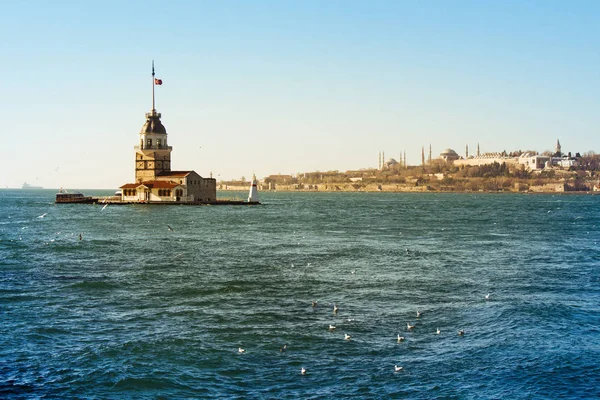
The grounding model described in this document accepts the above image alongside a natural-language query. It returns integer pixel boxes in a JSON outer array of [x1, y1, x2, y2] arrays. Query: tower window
[[157, 139, 162, 148], [146, 138, 152, 147]]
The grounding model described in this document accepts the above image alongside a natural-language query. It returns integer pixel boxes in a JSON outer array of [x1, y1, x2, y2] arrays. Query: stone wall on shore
[[217, 179, 598, 193]]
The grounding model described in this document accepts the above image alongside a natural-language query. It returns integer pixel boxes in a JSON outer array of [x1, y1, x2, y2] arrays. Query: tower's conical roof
[[141, 110, 167, 134]]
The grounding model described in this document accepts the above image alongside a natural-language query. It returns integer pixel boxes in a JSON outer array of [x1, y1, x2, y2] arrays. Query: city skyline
[[2, 1, 599, 189]]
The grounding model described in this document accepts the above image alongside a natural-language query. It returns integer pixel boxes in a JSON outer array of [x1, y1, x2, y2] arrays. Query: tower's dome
[[141, 112, 167, 134]]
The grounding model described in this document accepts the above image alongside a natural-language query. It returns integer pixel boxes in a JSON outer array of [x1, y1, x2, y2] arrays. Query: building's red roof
[[120, 181, 181, 189]]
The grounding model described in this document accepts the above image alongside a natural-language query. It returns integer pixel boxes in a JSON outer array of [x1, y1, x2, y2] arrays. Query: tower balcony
[[134, 145, 173, 151]]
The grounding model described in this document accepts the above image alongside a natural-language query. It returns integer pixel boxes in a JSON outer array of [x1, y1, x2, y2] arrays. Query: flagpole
[[152, 60, 156, 112]]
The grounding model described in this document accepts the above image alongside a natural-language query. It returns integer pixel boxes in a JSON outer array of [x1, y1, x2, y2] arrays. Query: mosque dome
[[141, 112, 167, 134], [382, 158, 399, 169], [440, 149, 457, 156], [439, 149, 460, 161]]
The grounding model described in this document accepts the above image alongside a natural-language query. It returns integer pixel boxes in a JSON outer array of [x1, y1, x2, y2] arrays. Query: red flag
[[154, 78, 163, 85]]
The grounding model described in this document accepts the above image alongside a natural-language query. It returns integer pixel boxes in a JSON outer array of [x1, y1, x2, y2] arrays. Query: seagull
[[167, 225, 174, 231], [351, 270, 356, 275], [397, 334, 405, 343], [394, 365, 403, 372], [301, 367, 306, 375], [280, 344, 287, 352], [329, 324, 336, 331], [333, 304, 339, 314], [484, 293, 491, 300], [312, 300, 318, 307], [436, 328, 441, 335], [407, 323, 414, 331], [344, 333, 351, 340], [458, 330, 465, 336], [38, 213, 48, 219], [78, 233, 83, 241], [101, 204, 108, 211], [238, 347, 245, 353], [416, 310, 422, 318]]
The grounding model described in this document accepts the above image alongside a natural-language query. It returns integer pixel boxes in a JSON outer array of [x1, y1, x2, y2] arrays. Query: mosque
[[118, 63, 217, 203]]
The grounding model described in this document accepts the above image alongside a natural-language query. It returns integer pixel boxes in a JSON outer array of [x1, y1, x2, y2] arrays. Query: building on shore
[[451, 140, 578, 171], [118, 63, 216, 203]]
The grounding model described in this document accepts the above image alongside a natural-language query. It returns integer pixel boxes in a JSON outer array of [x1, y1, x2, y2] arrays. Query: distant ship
[[22, 182, 43, 189]]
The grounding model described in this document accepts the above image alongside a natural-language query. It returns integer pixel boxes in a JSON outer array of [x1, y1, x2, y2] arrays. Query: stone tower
[[555, 139, 562, 156], [135, 62, 172, 183]]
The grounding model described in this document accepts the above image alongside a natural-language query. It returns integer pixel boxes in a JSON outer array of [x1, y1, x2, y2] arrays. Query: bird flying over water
[[407, 323, 414, 331], [397, 334, 405, 342], [484, 293, 491, 300], [329, 324, 336, 331], [436, 328, 441, 335], [312, 300, 318, 307], [238, 347, 245, 353], [394, 365, 403, 372], [458, 330, 465, 336], [416, 310, 422, 318], [333, 304, 339, 314], [167, 225, 174, 231], [38, 213, 47, 219], [344, 333, 351, 340], [301, 367, 306, 375], [101, 204, 108, 211], [280, 344, 287, 352]]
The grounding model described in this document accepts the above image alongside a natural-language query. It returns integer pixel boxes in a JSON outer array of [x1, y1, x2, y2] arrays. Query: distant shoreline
[[218, 187, 598, 195]]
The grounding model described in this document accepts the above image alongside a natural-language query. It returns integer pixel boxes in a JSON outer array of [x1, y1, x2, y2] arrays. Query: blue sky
[[1, 0, 599, 189]]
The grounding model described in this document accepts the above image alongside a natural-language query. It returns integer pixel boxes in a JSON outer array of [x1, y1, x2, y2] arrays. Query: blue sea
[[1, 189, 599, 399]]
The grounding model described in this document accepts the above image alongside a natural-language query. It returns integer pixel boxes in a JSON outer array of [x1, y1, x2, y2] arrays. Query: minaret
[[382, 151, 385, 169], [378, 152, 381, 170], [555, 139, 562, 156], [477, 143, 480, 156], [421, 146, 425, 166], [466, 144, 469, 158], [135, 61, 172, 183], [428, 144, 432, 163], [248, 174, 259, 203], [404, 150, 406, 168]]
